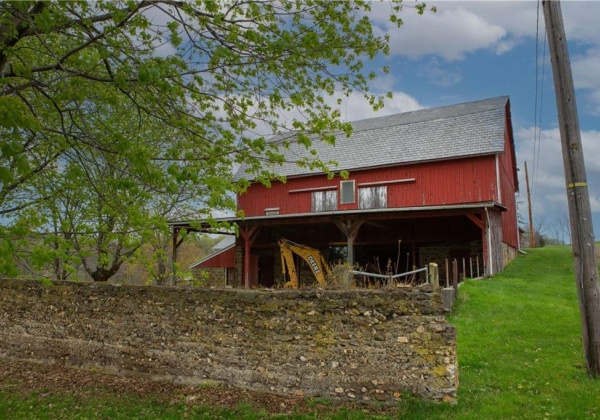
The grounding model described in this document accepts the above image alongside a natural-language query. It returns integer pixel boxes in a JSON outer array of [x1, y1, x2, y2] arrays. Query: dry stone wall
[[0, 279, 457, 403]]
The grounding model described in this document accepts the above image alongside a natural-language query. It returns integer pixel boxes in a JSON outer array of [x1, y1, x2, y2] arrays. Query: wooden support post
[[172, 228, 178, 285], [466, 212, 489, 277], [484, 209, 492, 277], [333, 219, 364, 266], [469, 257, 473, 279], [171, 227, 185, 286], [239, 225, 259, 289], [428, 262, 439, 289], [452, 258, 459, 293], [445, 258, 450, 288]]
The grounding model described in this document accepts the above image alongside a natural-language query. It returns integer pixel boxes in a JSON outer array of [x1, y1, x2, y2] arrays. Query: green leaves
[[0, 97, 38, 130], [0, 0, 414, 281]]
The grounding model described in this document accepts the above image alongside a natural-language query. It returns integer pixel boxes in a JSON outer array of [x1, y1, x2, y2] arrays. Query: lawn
[[445, 246, 600, 419], [1, 246, 599, 419]]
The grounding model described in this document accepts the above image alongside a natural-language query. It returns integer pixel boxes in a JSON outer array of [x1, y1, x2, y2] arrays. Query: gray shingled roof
[[212, 235, 235, 250], [234, 96, 509, 180]]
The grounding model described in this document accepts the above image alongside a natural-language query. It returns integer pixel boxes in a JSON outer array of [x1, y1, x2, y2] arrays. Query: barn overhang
[[169, 201, 506, 229], [169, 201, 506, 287]]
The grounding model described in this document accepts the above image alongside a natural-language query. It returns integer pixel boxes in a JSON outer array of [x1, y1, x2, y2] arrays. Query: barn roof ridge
[[234, 96, 511, 181], [346, 95, 509, 134]]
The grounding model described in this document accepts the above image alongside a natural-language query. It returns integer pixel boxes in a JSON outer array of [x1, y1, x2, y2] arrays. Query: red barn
[[176, 96, 519, 288], [189, 236, 237, 286]]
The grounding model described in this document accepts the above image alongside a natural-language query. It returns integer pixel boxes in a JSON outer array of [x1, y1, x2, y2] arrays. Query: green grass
[[446, 246, 600, 419], [2, 246, 600, 418], [0, 390, 268, 420]]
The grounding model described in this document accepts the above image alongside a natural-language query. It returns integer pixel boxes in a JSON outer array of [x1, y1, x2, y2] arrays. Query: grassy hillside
[[2, 246, 600, 419], [447, 246, 599, 418]]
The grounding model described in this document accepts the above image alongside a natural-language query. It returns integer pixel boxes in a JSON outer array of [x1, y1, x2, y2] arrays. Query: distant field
[[1, 245, 600, 419]]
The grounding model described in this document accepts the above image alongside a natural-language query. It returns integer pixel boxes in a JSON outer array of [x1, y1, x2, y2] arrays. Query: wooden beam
[[333, 219, 364, 265], [171, 227, 180, 286], [240, 225, 259, 288], [465, 213, 485, 230], [482, 210, 490, 276]]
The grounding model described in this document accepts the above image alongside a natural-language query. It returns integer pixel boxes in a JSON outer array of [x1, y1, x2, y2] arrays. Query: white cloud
[[495, 38, 523, 55], [367, 1, 538, 60], [591, 196, 600, 213], [559, 2, 600, 45], [572, 49, 600, 116], [386, 7, 506, 61], [418, 58, 462, 87], [447, 1, 538, 39], [228, 89, 423, 139], [368, 1, 600, 62], [368, 73, 399, 92], [335, 91, 423, 122], [572, 50, 600, 90]]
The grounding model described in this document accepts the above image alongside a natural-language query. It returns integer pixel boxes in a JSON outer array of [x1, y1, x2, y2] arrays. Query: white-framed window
[[312, 190, 337, 212], [340, 180, 355, 204], [359, 186, 387, 209]]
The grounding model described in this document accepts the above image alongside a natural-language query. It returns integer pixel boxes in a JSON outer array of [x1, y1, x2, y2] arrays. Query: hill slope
[[447, 246, 600, 419]]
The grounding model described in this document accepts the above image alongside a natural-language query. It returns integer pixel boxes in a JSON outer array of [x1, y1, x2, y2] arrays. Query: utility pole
[[524, 161, 535, 248], [543, 0, 600, 376]]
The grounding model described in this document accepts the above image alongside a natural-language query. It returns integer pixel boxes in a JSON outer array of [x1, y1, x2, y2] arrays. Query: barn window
[[359, 186, 387, 209], [312, 190, 337, 212], [340, 180, 355, 204]]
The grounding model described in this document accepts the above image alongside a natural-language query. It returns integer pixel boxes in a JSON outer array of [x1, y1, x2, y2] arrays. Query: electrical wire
[[534, 22, 547, 199], [532, 0, 541, 201], [532, 0, 547, 203]]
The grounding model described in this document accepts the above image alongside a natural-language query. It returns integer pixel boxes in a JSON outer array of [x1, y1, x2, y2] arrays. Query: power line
[[532, 0, 541, 201], [533, 23, 547, 198]]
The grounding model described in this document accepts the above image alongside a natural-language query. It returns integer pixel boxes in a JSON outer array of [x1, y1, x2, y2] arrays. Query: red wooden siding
[[237, 155, 499, 217], [497, 108, 519, 248], [194, 247, 236, 268]]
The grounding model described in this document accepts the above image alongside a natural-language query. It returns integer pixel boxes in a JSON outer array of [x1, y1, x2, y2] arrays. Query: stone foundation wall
[[502, 243, 518, 268], [0, 279, 458, 403]]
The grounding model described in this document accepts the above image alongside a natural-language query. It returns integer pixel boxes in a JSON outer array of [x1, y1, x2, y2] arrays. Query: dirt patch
[[0, 358, 395, 416]]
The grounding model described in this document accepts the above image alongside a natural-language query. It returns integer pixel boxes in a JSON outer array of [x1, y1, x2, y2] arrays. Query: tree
[[15, 98, 230, 282], [114, 232, 221, 285], [557, 213, 571, 245], [0, 1, 427, 280]]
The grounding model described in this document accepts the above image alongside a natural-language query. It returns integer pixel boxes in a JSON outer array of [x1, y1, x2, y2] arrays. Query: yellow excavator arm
[[278, 238, 329, 288]]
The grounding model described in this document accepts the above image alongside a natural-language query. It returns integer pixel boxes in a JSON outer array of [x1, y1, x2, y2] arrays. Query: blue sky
[[337, 0, 600, 243]]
